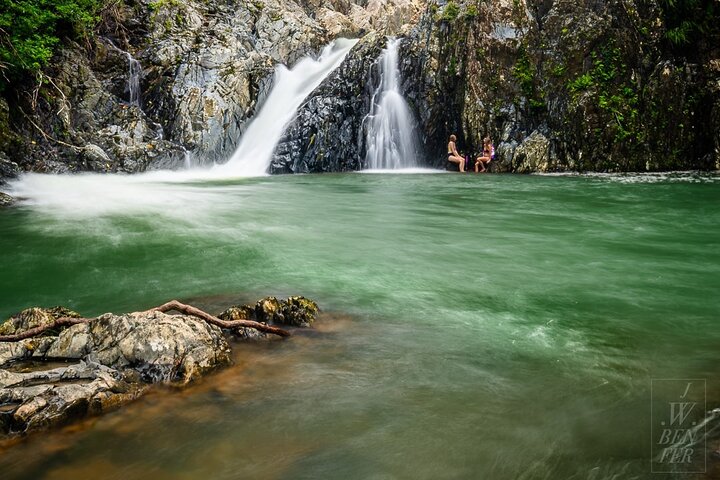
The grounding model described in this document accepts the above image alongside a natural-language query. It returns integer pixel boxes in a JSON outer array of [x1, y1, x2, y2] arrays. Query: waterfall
[[127, 55, 142, 108], [215, 38, 357, 177], [103, 38, 142, 108], [364, 38, 421, 170]]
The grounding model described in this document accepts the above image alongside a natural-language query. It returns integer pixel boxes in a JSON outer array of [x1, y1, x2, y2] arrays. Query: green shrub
[[464, 5, 478, 20], [658, 0, 719, 47], [0, 0, 106, 91], [441, 1, 460, 22]]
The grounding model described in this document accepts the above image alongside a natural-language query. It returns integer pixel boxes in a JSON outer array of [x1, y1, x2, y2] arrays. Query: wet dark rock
[[280, 296, 320, 327], [0, 152, 20, 185], [0, 294, 321, 440], [401, 0, 720, 172], [271, 33, 387, 173]]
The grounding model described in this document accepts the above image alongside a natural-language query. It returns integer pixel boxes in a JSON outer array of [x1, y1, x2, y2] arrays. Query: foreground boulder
[[0, 296, 317, 440], [0, 310, 232, 438]]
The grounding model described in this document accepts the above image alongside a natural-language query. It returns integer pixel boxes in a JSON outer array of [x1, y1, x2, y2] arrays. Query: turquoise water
[[1, 171, 719, 479]]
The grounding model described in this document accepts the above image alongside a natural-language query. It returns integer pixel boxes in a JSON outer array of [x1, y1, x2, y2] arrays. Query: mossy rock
[[217, 305, 255, 322], [0, 306, 82, 336], [278, 296, 319, 327], [253, 297, 283, 323], [218, 296, 319, 329]]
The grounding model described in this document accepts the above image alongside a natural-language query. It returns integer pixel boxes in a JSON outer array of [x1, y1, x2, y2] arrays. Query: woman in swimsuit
[[475, 137, 493, 173], [447, 134, 465, 173]]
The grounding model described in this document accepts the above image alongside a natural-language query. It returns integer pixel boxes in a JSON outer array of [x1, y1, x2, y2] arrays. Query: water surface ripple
[[1, 172, 719, 479]]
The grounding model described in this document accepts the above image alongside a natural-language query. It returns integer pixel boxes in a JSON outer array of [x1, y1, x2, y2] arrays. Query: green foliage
[[464, 5, 478, 20], [441, 1, 460, 22], [658, 0, 719, 47], [551, 63, 567, 77], [567, 73, 592, 92], [512, 47, 533, 97], [512, 45, 545, 112], [0, 0, 105, 91], [447, 56, 457, 77], [567, 44, 640, 143]]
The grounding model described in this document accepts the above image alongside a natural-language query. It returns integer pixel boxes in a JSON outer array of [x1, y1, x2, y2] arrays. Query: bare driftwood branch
[[0, 300, 291, 343], [0, 317, 92, 342], [143, 300, 291, 338]]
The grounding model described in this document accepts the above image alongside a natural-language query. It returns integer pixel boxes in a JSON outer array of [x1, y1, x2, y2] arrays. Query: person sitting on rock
[[475, 137, 494, 173], [447, 134, 465, 172]]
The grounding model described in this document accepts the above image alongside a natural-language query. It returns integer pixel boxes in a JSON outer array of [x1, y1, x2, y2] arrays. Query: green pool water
[[1, 171, 719, 479]]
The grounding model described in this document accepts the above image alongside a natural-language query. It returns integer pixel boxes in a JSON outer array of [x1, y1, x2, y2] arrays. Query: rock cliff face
[[401, 0, 720, 172], [0, 0, 717, 177], [0, 0, 423, 177]]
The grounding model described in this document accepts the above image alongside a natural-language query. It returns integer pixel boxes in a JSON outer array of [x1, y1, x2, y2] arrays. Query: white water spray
[[364, 38, 421, 170], [215, 38, 357, 177]]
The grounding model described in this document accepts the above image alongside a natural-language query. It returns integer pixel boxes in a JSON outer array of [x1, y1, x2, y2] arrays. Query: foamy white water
[[361, 168, 444, 174], [364, 38, 421, 170], [216, 38, 357, 177]]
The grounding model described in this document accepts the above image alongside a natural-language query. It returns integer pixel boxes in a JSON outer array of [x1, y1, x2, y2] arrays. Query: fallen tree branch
[[0, 317, 92, 342], [143, 300, 291, 338], [0, 300, 291, 343]]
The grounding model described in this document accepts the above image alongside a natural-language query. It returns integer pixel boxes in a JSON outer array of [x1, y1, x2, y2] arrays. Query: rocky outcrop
[[0, 0, 425, 178], [0, 296, 318, 439], [402, 0, 720, 172], [0, 308, 231, 438], [0, 361, 147, 436]]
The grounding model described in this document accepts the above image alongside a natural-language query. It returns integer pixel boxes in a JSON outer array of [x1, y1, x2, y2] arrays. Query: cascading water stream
[[214, 38, 357, 177], [364, 38, 421, 170], [127, 55, 142, 108], [103, 38, 142, 108]]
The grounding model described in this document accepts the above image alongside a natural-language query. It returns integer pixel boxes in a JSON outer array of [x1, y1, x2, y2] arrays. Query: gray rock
[[0, 152, 20, 184], [0, 361, 146, 436], [511, 130, 550, 173], [0, 311, 232, 438], [45, 311, 232, 383], [0, 192, 14, 207]]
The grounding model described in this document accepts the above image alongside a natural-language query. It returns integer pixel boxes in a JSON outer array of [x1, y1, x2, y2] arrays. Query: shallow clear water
[[1, 171, 719, 479]]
